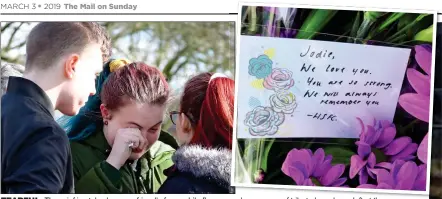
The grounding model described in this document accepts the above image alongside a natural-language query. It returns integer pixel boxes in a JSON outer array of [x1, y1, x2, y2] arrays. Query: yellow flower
[[109, 59, 130, 72], [250, 79, 265, 90], [264, 48, 275, 59]]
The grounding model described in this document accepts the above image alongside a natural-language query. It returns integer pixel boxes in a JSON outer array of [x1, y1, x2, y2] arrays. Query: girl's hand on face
[[106, 128, 148, 169]]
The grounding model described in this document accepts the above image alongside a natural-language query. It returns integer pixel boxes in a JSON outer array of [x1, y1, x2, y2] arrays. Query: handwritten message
[[237, 36, 411, 138]]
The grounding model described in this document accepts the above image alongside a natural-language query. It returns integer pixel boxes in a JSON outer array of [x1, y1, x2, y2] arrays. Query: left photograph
[[1, 22, 235, 194]]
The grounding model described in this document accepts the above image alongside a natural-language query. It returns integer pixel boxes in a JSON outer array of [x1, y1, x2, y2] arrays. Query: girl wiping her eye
[[60, 59, 178, 194]]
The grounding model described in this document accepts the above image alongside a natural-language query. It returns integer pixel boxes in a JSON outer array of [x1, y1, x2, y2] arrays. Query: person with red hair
[[157, 72, 235, 194], [62, 59, 178, 193]]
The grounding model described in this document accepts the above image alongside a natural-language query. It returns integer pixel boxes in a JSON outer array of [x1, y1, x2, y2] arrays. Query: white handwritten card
[[237, 36, 412, 138]]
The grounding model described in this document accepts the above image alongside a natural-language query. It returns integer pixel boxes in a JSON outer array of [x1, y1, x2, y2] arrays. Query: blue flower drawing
[[248, 97, 261, 108], [248, 55, 273, 79]]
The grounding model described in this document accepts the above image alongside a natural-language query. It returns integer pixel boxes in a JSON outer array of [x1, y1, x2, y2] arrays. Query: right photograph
[[233, 3, 437, 193]]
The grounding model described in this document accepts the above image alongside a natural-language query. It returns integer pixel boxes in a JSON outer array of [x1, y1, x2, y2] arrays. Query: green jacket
[[70, 130, 177, 194]]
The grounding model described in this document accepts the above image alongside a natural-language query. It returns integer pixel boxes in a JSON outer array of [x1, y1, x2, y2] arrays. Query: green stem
[[244, 140, 254, 181], [263, 170, 280, 183], [356, 12, 385, 41], [347, 12, 361, 43], [335, 29, 351, 42], [311, 177, 322, 186], [385, 14, 428, 42], [390, 34, 408, 43], [249, 139, 261, 182], [376, 13, 405, 31], [356, 18, 374, 40], [258, 139, 264, 168], [275, 21, 281, 38], [248, 7, 257, 34], [403, 119, 419, 132], [266, 8, 275, 36], [303, 138, 316, 149], [242, 7, 250, 24], [260, 138, 275, 171], [395, 40, 416, 46], [367, 13, 405, 40]]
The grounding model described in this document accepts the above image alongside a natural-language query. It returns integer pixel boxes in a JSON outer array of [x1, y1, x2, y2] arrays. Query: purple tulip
[[357, 160, 427, 191], [398, 45, 432, 123], [281, 148, 347, 187], [350, 118, 417, 184]]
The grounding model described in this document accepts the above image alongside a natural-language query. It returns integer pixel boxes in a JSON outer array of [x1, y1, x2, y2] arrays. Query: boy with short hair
[[1, 22, 111, 193]]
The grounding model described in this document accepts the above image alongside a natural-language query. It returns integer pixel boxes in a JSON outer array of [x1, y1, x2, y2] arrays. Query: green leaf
[[398, 13, 415, 30], [386, 14, 429, 42], [347, 11, 361, 43], [323, 147, 355, 165], [366, 13, 405, 41], [379, 13, 404, 30], [414, 24, 433, 42], [364, 11, 385, 21], [295, 9, 338, 39]]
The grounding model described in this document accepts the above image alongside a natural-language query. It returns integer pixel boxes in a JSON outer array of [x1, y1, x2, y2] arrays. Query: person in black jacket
[[157, 72, 235, 194], [1, 22, 111, 194]]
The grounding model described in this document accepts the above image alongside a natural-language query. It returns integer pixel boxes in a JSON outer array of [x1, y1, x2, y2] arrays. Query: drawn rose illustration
[[269, 91, 297, 114], [248, 55, 273, 79], [263, 68, 295, 91], [244, 106, 285, 136]]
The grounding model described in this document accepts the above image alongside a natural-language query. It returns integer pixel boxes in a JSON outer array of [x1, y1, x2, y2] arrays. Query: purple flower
[[383, 137, 418, 162], [281, 148, 347, 187], [350, 118, 396, 184], [350, 118, 417, 184], [417, 133, 428, 164], [399, 45, 432, 123], [356, 118, 396, 149], [358, 160, 427, 191], [254, 169, 266, 183]]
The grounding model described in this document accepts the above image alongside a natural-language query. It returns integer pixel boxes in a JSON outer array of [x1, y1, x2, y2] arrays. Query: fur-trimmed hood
[[1, 62, 24, 96], [171, 145, 232, 189]]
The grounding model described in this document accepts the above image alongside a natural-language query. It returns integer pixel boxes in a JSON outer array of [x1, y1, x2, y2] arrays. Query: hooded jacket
[[157, 145, 234, 194]]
